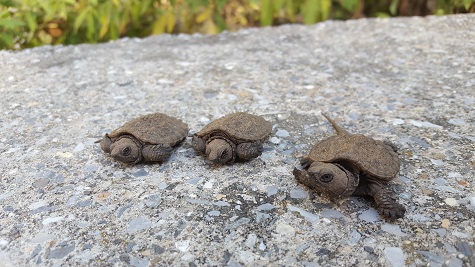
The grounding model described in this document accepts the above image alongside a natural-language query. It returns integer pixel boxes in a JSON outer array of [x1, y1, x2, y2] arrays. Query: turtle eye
[[219, 149, 228, 160], [122, 146, 131, 156], [319, 173, 333, 183]]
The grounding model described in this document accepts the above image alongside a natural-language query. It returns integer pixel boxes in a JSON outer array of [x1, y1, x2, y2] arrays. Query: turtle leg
[[293, 167, 314, 189], [383, 140, 399, 153], [97, 134, 113, 153], [236, 142, 263, 160], [367, 182, 405, 219], [191, 135, 206, 154], [142, 144, 173, 162], [299, 157, 312, 169]]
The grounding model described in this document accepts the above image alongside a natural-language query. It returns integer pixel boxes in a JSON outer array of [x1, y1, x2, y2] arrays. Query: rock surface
[[1, 14, 474, 266]]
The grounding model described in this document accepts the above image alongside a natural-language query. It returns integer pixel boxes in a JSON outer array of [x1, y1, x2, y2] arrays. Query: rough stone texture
[[1, 14, 474, 267]]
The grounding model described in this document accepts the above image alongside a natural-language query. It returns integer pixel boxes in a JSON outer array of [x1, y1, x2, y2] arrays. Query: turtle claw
[[379, 204, 406, 219], [373, 189, 406, 219]]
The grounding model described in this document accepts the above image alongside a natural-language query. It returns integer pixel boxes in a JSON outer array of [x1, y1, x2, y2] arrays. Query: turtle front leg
[[97, 134, 113, 153], [191, 135, 206, 154], [367, 182, 405, 219], [236, 142, 263, 161], [142, 144, 173, 162], [293, 167, 316, 190]]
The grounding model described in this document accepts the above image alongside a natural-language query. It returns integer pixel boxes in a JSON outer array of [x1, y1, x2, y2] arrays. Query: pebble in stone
[[358, 208, 380, 222], [417, 251, 444, 265], [83, 165, 99, 172], [73, 143, 85, 152], [408, 214, 431, 222], [42, 216, 64, 225], [266, 185, 278, 196], [455, 242, 473, 258], [275, 222, 295, 235], [430, 159, 444, 166], [434, 177, 447, 185], [384, 247, 405, 267], [31, 233, 55, 243], [447, 257, 463, 267], [207, 210, 220, 216], [444, 198, 458, 206], [175, 240, 190, 252], [410, 120, 443, 129], [381, 224, 406, 236], [288, 205, 319, 223], [133, 169, 148, 177], [448, 118, 465, 125], [346, 229, 361, 244], [28, 200, 48, 210], [270, 137, 280, 144], [321, 209, 345, 219], [226, 217, 250, 230], [445, 243, 458, 254], [256, 212, 271, 223], [0, 192, 13, 201], [275, 129, 290, 138], [469, 195, 475, 207], [130, 256, 149, 267], [289, 188, 308, 199], [432, 228, 447, 237], [245, 233, 257, 249], [214, 201, 230, 207], [127, 216, 152, 234], [452, 231, 469, 238], [49, 244, 75, 259], [144, 194, 162, 208], [116, 204, 131, 218], [186, 177, 202, 185], [76, 200, 92, 207], [393, 119, 404, 125], [158, 182, 167, 190], [203, 179, 214, 189], [256, 203, 275, 211]]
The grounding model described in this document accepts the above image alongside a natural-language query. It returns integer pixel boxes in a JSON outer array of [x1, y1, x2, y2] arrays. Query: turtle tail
[[321, 112, 349, 135]]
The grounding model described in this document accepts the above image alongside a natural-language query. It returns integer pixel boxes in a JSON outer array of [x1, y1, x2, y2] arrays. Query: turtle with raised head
[[293, 113, 405, 219], [192, 112, 272, 164], [97, 113, 188, 165]]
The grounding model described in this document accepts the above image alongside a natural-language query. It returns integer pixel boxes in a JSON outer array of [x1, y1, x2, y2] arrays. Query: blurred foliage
[[1, 0, 474, 49]]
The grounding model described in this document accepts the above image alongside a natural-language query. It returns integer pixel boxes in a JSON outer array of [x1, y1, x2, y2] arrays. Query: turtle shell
[[108, 113, 188, 146], [308, 134, 400, 181], [196, 112, 272, 143]]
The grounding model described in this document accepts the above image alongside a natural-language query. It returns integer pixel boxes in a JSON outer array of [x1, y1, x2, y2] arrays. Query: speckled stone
[[0, 14, 474, 267]]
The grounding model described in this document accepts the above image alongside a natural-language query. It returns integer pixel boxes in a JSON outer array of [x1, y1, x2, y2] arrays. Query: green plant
[[1, 0, 474, 50]]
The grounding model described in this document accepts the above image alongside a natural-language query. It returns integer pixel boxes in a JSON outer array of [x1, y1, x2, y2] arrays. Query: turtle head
[[110, 135, 142, 164], [206, 138, 233, 164], [306, 162, 359, 199]]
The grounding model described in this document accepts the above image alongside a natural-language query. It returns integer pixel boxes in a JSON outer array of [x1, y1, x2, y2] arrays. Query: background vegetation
[[1, 0, 474, 50]]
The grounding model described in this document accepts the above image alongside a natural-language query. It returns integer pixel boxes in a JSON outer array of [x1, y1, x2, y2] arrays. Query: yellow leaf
[[152, 15, 167, 35], [99, 15, 110, 38], [166, 12, 176, 33], [196, 8, 212, 24], [201, 19, 218, 35]]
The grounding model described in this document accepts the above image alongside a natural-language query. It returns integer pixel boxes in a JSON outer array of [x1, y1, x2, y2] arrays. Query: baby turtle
[[293, 113, 405, 219], [192, 112, 272, 164], [97, 113, 188, 165]]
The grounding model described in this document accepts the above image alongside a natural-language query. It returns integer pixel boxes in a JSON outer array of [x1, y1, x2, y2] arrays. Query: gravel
[[1, 14, 474, 267]]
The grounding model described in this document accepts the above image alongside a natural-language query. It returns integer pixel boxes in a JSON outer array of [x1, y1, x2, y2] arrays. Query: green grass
[[1, 0, 474, 50]]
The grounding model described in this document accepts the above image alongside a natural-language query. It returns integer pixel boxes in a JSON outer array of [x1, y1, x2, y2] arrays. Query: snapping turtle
[[293, 113, 405, 219], [192, 112, 272, 164], [97, 113, 188, 165]]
